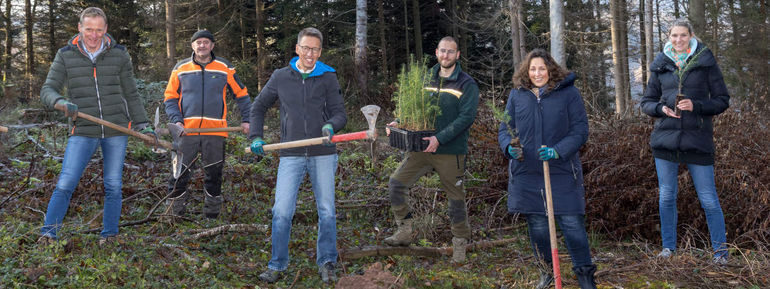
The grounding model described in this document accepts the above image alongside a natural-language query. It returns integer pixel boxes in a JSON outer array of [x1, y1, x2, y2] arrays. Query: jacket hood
[[289, 56, 336, 77], [650, 41, 716, 73]]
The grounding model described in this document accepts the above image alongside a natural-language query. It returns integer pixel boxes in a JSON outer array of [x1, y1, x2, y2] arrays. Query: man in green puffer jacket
[[38, 7, 154, 246]]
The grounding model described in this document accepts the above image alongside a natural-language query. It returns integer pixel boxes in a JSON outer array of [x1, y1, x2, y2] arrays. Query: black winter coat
[[640, 42, 730, 165]]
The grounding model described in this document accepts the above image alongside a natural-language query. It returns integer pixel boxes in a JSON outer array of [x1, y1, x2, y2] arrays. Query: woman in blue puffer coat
[[498, 48, 596, 289], [640, 19, 730, 265]]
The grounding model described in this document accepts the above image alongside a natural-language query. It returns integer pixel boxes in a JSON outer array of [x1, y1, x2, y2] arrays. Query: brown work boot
[[384, 218, 414, 246], [451, 237, 468, 263]]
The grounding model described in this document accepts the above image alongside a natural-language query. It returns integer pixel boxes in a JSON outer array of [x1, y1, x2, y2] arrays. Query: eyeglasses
[[438, 48, 457, 54], [298, 45, 322, 55]]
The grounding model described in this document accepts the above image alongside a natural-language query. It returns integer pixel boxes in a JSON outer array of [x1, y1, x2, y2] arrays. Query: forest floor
[[0, 105, 767, 288]]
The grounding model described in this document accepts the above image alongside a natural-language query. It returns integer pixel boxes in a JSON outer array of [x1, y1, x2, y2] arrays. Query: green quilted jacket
[[41, 33, 148, 138]]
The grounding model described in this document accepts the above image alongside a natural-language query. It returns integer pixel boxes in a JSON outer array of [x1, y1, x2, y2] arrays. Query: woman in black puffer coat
[[640, 18, 730, 265]]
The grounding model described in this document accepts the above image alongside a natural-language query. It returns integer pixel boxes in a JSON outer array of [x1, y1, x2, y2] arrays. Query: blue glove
[[250, 137, 266, 155], [56, 99, 78, 119], [506, 144, 522, 160], [538, 147, 559, 161], [321, 123, 334, 146]]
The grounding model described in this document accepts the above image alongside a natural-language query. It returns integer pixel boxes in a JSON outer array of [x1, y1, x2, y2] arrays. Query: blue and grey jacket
[[249, 57, 347, 157]]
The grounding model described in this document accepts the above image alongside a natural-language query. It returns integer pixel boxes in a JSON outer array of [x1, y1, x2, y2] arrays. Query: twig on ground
[[183, 223, 269, 240]]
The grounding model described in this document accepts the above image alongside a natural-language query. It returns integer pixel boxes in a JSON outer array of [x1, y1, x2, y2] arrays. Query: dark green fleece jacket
[[41, 33, 148, 138]]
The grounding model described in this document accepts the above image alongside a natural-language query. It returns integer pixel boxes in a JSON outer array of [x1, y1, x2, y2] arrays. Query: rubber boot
[[203, 192, 223, 219], [451, 237, 468, 263], [384, 218, 414, 246], [573, 264, 598, 289]]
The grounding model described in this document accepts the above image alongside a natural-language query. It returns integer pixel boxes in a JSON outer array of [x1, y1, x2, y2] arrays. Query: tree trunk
[[620, 0, 630, 108], [255, 0, 265, 91], [711, 0, 720, 56], [549, 0, 565, 67], [3, 0, 10, 82], [377, 0, 388, 80], [166, 0, 176, 69], [48, 0, 56, 61], [610, 0, 627, 115], [24, 0, 34, 101], [690, 0, 706, 38], [355, 0, 368, 102], [517, 5, 526, 59], [403, 0, 410, 58], [645, 0, 654, 86], [510, 0, 522, 70], [656, 0, 663, 52], [639, 0, 640, 85], [673, 0, 680, 18], [412, 0, 422, 60]]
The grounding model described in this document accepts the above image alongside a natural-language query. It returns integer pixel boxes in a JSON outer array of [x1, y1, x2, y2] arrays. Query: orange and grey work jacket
[[163, 52, 251, 137]]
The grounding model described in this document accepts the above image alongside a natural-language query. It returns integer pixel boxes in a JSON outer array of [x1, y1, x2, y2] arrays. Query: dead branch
[[183, 223, 269, 240], [339, 238, 519, 260]]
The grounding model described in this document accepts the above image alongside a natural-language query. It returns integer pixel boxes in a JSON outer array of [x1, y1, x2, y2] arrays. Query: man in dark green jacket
[[384, 36, 480, 263], [38, 7, 153, 246]]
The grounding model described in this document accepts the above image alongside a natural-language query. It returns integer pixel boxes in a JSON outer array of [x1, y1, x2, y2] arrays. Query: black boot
[[573, 264, 597, 289]]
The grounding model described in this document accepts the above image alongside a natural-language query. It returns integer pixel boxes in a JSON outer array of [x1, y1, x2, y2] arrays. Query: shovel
[[542, 145, 562, 289], [244, 105, 381, 153], [54, 103, 184, 179]]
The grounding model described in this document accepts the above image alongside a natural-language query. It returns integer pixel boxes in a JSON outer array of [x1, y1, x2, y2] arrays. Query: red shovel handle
[[330, 131, 368, 142]]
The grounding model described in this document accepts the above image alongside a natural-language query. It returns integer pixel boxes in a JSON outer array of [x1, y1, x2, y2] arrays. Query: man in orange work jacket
[[163, 30, 251, 219]]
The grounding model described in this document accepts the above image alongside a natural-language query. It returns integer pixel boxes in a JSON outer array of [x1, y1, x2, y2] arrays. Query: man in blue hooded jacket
[[248, 27, 347, 284]]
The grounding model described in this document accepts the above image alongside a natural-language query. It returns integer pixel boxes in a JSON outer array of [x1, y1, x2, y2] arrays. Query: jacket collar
[[69, 33, 115, 51], [430, 62, 463, 81], [651, 41, 715, 73], [289, 56, 335, 77]]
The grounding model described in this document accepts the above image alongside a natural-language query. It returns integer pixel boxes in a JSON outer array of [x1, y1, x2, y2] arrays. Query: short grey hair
[[297, 27, 323, 46], [668, 18, 694, 35], [79, 7, 108, 26]]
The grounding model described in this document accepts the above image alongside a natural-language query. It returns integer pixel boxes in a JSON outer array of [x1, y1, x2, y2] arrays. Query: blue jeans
[[655, 158, 727, 257], [41, 135, 128, 239], [526, 214, 593, 268], [267, 154, 338, 271]]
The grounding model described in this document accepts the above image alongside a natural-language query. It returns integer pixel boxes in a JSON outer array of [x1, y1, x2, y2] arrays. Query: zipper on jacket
[[199, 63, 206, 130], [93, 63, 105, 138], [302, 74, 308, 156]]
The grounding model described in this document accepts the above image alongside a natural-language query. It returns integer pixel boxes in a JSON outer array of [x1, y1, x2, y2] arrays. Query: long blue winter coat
[[498, 73, 589, 215], [640, 42, 730, 165]]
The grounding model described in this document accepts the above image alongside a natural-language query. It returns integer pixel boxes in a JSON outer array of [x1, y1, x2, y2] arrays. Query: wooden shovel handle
[[54, 103, 173, 150], [243, 130, 371, 153], [0, 125, 7, 133], [185, 127, 245, 133], [541, 145, 562, 288]]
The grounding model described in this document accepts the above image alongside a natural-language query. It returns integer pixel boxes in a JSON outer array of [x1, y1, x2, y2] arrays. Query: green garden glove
[[538, 147, 559, 161], [250, 137, 266, 155], [506, 144, 523, 160], [56, 99, 78, 120], [321, 124, 334, 146]]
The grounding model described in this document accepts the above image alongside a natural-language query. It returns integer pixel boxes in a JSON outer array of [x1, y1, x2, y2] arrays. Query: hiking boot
[[573, 264, 598, 289], [535, 271, 554, 289], [712, 255, 728, 266], [258, 268, 282, 283], [657, 248, 673, 258], [37, 235, 56, 246], [319, 262, 338, 283], [98, 236, 118, 247], [203, 193, 223, 219], [451, 237, 468, 263], [384, 218, 414, 246]]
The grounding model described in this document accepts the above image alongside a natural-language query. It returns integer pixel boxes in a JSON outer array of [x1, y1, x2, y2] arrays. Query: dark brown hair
[[513, 48, 569, 89]]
